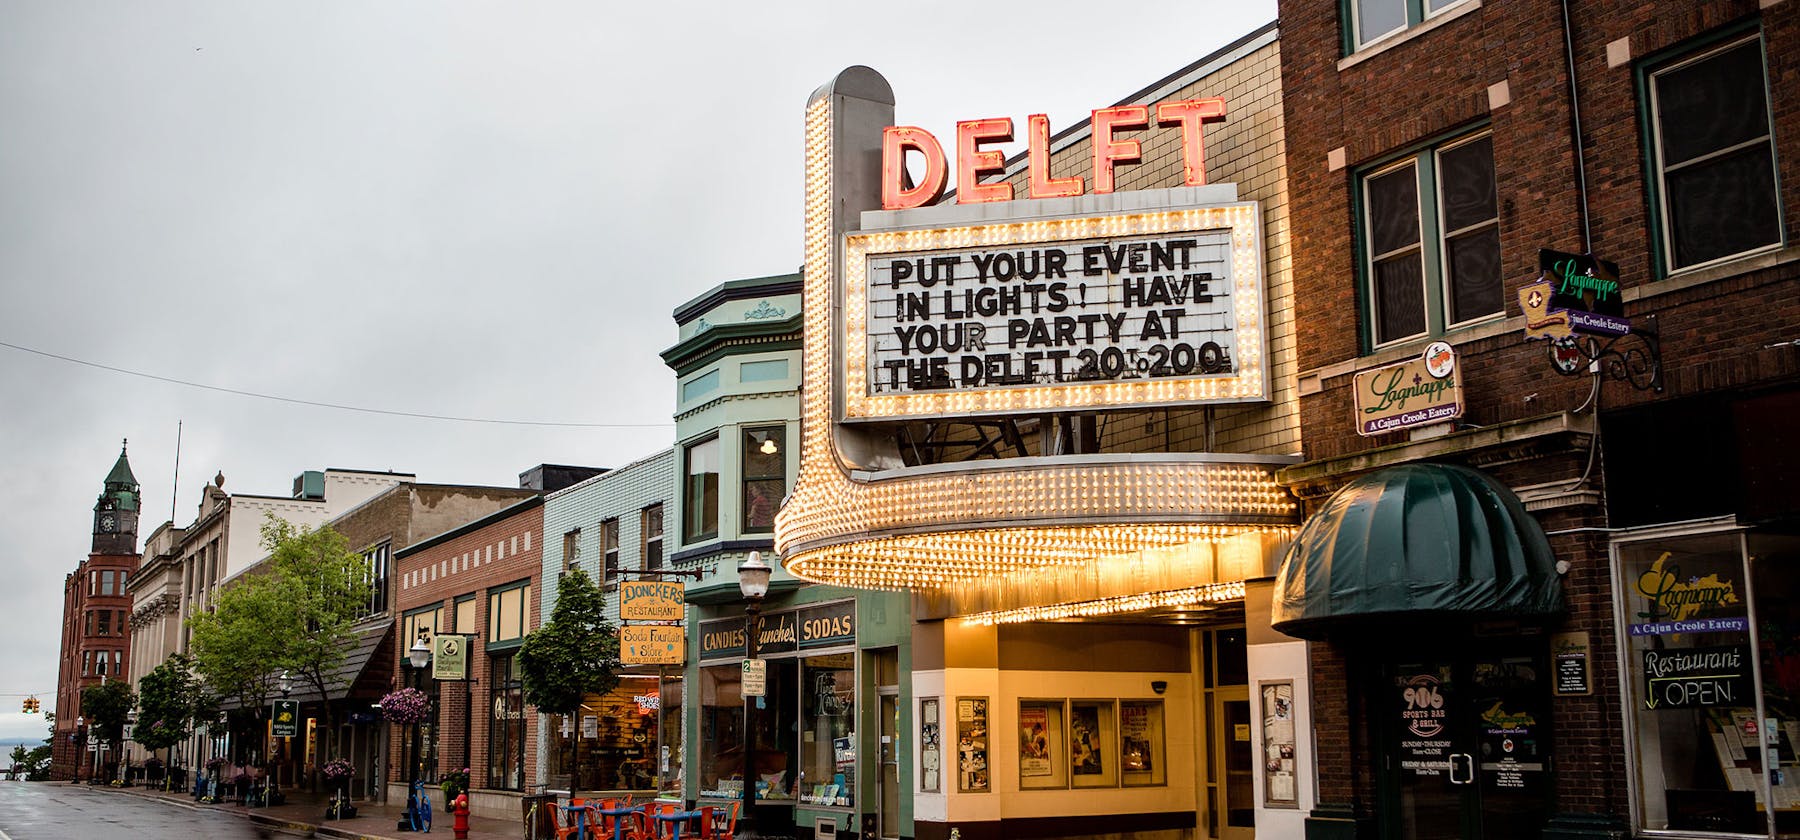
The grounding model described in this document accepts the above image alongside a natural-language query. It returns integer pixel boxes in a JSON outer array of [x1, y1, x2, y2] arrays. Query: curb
[[249, 812, 322, 838]]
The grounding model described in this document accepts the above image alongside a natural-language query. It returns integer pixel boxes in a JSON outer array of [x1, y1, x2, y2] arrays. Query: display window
[[1120, 700, 1166, 787], [1616, 528, 1800, 836], [800, 654, 856, 807], [698, 664, 746, 799], [1069, 700, 1118, 788], [547, 679, 662, 793], [1018, 700, 1066, 789]]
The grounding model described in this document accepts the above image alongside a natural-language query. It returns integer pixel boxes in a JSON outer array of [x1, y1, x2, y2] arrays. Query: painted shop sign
[[620, 580, 686, 622], [621, 625, 685, 666], [1642, 644, 1753, 710], [699, 600, 857, 661], [882, 99, 1228, 209], [1626, 551, 1746, 637], [1353, 342, 1464, 436], [1518, 249, 1629, 341], [1395, 669, 1453, 775], [433, 634, 469, 681], [864, 231, 1241, 397]]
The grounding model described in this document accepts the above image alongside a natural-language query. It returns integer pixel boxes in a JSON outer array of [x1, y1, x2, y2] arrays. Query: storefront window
[[659, 674, 684, 797], [699, 664, 745, 798], [800, 654, 855, 807], [487, 583, 529, 644], [487, 654, 525, 790], [548, 680, 664, 793], [1618, 530, 1770, 834]]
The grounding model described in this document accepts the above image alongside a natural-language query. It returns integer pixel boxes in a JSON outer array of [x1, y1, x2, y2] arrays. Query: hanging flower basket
[[321, 758, 354, 781], [379, 688, 431, 725]]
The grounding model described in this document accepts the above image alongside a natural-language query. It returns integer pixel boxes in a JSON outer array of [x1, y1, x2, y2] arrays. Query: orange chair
[[711, 802, 740, 840], [553, 798, 588, 840], [694, 805, 715, 839]]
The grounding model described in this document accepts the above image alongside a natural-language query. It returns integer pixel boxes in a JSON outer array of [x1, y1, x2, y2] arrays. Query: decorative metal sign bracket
[[1547, 313, 1663, 392]]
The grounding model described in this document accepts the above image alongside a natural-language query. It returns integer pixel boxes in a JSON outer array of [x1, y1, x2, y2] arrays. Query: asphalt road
[[0, 781, 269, 840]]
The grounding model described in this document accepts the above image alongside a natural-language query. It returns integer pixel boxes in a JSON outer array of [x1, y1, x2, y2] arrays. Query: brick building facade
[[1270, 0, 1800, 837], [391, 496, 545, 819], [51, 443, 142, 781]]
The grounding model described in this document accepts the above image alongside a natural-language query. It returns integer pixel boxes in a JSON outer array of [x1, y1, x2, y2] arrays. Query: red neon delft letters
[[956, 118, 1014, 204], [882, 126, 948, 210], [1027, 114, 1083, 199], [1091, 105, 1149, 194], [1156, 98, 1227, 186]]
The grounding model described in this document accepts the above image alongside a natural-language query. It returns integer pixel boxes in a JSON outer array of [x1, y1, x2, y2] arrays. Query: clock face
[[99, 514, 116, 533]]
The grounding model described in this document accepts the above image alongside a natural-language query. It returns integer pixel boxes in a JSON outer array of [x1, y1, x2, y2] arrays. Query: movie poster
[[1020, 705, 1051, 777], [1071, 704, 1103, 776]]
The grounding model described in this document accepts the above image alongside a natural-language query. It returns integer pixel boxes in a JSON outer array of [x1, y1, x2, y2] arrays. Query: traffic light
[[21, 696, 40, 714]]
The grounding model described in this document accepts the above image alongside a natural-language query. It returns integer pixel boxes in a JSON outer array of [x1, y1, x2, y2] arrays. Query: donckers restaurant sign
[[1354, 342, 1464, 436]]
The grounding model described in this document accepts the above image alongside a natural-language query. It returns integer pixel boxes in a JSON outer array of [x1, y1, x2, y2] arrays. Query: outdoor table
[[652, 808, 707, 840], [560, 804, 597, 840], [597, 803, 640, 840]]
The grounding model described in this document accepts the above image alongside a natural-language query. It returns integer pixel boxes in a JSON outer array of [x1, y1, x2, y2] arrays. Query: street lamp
[[279, 670, 292, 698], [73, 716, 86, 785], [122, 710, 138, 785], [405, 632, 433, 830], [736, 551, 773, 840]]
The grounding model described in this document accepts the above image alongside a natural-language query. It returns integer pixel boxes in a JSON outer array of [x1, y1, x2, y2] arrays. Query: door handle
[[1448, 753, 1474, 785]]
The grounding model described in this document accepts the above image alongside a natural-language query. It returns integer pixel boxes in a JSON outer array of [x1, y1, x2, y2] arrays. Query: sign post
[[272, 700, 300, 738]]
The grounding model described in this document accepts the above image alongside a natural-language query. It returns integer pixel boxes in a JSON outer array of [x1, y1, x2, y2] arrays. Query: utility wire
[[0, 339, 671, 429]]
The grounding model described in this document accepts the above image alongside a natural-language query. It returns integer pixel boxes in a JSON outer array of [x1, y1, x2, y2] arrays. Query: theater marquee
[[843, 202, 1269, 421]]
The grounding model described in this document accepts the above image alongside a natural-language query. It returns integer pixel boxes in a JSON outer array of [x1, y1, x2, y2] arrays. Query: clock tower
[[92, 439, 140, 555]]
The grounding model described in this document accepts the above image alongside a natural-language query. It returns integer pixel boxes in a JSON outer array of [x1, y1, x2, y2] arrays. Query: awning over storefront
[[1270, 464, 1562, 639]]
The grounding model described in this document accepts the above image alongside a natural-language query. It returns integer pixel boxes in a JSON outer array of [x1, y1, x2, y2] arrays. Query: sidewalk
[[104, 782, 528, 840]]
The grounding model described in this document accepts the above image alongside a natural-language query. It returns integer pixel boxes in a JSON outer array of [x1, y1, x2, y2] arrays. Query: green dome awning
[[1270, 464, 1563, 640]]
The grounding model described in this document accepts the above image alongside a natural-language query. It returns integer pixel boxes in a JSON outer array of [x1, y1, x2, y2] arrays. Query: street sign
[[622, 625, 686, 665], [743, 658, 767, 697], [621, 580, 686, 621], [434, 634, 470, 681], [122, 724, 135, 742], [272, 699, 300, 738]]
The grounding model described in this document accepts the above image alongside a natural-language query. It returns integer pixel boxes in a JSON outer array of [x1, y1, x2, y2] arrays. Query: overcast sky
[[0, 1, 1277, 743]]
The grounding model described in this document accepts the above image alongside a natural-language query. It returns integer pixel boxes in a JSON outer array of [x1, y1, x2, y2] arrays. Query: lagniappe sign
[[1352, 342, 1464, 436]]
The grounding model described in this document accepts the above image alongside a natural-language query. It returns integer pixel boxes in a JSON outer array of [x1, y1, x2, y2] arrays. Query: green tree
[[519, 567, 619, 791], [188, 517, 373, 773], [81, 681, 136, 746], [134, 653, 204, 755]]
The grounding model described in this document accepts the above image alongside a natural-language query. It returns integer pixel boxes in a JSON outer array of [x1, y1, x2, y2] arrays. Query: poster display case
[[1018, 700, 1067, 789]]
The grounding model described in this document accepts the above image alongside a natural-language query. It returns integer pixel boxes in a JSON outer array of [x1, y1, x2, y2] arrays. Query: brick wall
[[392, 500, 543, 791], [1277, 0, 1800, 827]]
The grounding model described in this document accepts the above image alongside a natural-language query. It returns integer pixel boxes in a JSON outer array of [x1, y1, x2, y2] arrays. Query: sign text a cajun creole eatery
[[1518, 249, 1629, 340], [1352, 342, 1464, 436], [841, 97, 1270, 421]]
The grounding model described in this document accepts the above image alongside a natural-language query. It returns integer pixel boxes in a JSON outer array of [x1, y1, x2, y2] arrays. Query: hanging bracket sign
[[620, 580, 686, 622], [621, 626, 686, 665]]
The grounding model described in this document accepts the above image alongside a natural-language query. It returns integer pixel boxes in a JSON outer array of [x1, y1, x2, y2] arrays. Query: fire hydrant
[[451, 793, 471, 840]]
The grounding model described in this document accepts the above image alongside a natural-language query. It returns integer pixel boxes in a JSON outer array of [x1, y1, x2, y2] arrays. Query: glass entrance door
[[1383, 646, 1553, 840]]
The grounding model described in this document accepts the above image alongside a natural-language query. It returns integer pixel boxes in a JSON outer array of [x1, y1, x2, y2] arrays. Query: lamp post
[[73, 716, 86, 784], [277, 671, 291, 793], [122, 710, 137, 785], [737, 552, 772, 840], [405, 632, 432, 830]]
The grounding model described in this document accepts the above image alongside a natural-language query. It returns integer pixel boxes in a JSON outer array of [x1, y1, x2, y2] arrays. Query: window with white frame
[[1646, 33, 1782, 272], [600, 519, 621, 584], [1350, 0, 1471, 51], [642, 505, 665, 571], [1362, 132, 1500, 348], [683, 436, 721, 543]]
